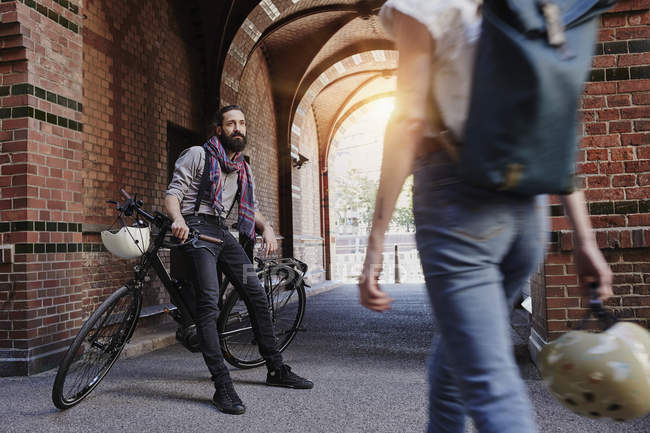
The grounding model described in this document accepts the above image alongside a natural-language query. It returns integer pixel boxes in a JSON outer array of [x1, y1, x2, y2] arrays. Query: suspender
[[194, 147, 239, 220], [193, 147, 212, 216]]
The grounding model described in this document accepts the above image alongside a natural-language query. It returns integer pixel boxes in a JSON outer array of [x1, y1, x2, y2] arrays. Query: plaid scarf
[[203, 136, 256, 239]]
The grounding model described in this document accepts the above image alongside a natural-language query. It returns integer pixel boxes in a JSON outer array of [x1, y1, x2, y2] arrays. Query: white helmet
[[539, 321, 650, 421], [101, 226, 150, 259]]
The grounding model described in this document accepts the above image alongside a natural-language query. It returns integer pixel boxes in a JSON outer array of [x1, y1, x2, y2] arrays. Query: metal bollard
[[394, 244, 400, 284]]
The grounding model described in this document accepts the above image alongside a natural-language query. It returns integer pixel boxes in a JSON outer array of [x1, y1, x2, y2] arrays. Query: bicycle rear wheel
[[52, 285, 142, 409], [218, 268, 306, 369]]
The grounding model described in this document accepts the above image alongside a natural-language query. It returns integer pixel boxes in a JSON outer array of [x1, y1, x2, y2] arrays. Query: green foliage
[[390, 176, 414, 232], [331, 170, 414, 233]]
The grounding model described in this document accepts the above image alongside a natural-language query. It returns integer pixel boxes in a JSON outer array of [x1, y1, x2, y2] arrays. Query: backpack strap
[[193, 147, 212, 216], [194, 147, 240, 218], [225, 188, 239, 221]]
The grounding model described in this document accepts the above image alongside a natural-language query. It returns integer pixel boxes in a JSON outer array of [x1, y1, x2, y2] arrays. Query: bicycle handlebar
[[114, 189, 222, 245], [198, 233, 223, 244]]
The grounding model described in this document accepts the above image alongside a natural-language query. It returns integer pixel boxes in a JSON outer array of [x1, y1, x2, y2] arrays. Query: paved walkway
[[1, 284, 648, 432]]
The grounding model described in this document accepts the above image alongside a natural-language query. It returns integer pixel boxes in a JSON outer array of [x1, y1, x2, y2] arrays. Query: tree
[[390, 176, 414, 232], [331, 169, 377, 232], [332, 170, 414, 233]]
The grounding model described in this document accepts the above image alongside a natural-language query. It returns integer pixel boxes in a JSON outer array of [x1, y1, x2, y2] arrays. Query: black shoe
[[266, 364, 313, 389], [212, 381, 246, 415]]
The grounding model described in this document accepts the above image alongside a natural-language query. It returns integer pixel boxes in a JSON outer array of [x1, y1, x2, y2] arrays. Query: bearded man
[[165, 105, 313, 415]]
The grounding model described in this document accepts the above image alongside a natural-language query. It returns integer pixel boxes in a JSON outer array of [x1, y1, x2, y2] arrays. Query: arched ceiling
[[323, 74, 396, 147], [299, 51, 397, 167], [207, 0, 394, 155]]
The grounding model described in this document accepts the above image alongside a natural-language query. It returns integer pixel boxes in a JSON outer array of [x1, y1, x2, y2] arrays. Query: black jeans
[[181, 214, 282, 385]]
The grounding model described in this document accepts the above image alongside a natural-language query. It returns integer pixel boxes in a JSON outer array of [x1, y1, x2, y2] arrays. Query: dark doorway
[[167, 123, 200, 281], [167, 123, 200, 185]]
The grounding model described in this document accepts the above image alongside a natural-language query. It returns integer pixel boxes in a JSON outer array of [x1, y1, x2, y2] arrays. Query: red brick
[[629, 214, 650, 226], [612, 174, 636, 187], [585, 188, 625, 200], [619, 79, 650, 92], [632, 92, 650, 105], [607, 94, 630, 107], [585, 82, 618, 95], [638, 145, 650, 158], [583, 96, 606, 109], [599, 161, 624, 174], [592, 55, 616, 68], [610, 147, 635, 160], [586, 149, 608, 161], [547, 298, 580, 308], [582, 135, 620, 147], [551, 216, 571, 231], [585, 122, 607, 135], [625, 186, 650, 199], [591, 215, 626, 228], [547, 321, 572, 332], [587, 175, 610, 188], [622, 133, 650, 146], [622, 296, 650, 306], [602, 13, 626, 27], [609, 120, 632, 133], [640, 174, 650, 186], [618, 52, 650, 67], [546, 275, 579, 286], [546, 253, 573, 265], [616, 26, 650, 39], [597, 109, 621, 121], [581, 111, 596, 122], [635, 120, 650, 131], [547, 309, 567, 320], [598, 28, 616, 42], [624, 160, 650, 172], [621, 107, 650, 120], [577, 162, 599, 174], [546, 286, 567, 297], [544, 264, 566, 275]]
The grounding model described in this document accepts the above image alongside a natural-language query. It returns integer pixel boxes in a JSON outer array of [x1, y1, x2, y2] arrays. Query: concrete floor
[[1, 284, 648, 433]]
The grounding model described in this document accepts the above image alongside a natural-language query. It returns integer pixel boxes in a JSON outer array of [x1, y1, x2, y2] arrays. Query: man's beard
[[220, 131, 247, 153]]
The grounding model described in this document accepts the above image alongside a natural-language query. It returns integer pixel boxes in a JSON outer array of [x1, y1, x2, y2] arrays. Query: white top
[[379, 0, 481, 141]]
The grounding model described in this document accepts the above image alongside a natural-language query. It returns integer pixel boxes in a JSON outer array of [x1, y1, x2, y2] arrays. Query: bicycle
[[51, 190, 308, 410]]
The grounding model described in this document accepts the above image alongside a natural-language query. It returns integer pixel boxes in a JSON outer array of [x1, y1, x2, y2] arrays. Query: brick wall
[[536, 1, 650, 342], [81, 0, 204, 317], [293, 106, 325, 282], [0, 0, 205, 376], [235, 48, 282, 254], [0, 0, 84, 375]]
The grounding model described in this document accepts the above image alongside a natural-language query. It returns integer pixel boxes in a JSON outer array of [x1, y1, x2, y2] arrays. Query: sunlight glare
[[371, 97, 395, 120]]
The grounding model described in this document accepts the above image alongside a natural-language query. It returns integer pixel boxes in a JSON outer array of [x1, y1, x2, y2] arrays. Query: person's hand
[[261, 226, 277, 256], [171, 218, 189, 242], [358, 247, 393, 312], [573, 243, 613, 301]]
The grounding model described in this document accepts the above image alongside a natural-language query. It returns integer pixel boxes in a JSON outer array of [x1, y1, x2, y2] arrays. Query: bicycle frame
[[116, 194, 204, 332], [112, 190, 308, 355]]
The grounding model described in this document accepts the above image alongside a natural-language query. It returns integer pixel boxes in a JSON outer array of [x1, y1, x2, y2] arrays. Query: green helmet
[[539, 321, 650, 421]]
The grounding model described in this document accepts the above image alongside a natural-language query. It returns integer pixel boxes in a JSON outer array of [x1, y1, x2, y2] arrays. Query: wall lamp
[[291, 152, 310, 169]]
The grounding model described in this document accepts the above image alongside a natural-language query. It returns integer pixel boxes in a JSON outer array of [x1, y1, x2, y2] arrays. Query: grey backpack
[[460, 0, 617, 195]]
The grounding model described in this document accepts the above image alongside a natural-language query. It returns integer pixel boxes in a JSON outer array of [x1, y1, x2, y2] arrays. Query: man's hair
[[215, 105, 244, 127]]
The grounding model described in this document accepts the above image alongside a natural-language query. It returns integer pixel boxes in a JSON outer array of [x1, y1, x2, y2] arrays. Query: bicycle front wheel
[[218, 273, 306, 369], [52, 285, 142, 409]]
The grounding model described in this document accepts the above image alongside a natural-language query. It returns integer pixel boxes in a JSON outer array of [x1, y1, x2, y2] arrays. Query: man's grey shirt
[[166, 145, 258, 216]]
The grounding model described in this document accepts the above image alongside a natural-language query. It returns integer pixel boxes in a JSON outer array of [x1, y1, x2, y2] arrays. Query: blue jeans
[[412, 152, 547, 433]]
